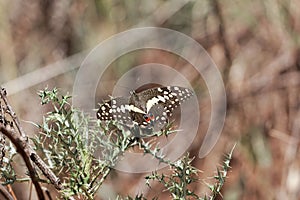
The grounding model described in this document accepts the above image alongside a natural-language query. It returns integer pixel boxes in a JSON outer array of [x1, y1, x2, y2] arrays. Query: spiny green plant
[[33, 88, 144, 199], [144, 145, 235, 200]]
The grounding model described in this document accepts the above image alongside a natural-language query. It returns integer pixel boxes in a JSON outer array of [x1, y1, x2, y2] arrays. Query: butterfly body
[[97, 86, 194, 130]]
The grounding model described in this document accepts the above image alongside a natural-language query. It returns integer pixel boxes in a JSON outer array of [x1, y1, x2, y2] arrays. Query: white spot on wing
[[146, 97, 158, 112], [157, 95, 166, 102], [146, 95, 167, 113], [120, 105, 126, 113], [128, 105, 146, 114]]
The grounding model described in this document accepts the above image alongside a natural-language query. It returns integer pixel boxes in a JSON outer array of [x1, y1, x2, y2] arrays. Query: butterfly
[[97, 86, 194, 131]]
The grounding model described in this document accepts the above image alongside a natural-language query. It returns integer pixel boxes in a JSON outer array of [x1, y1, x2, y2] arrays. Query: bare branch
[[0, 87, 26, 138], [0, 125, 63, 190], [6, 185, 16, 200], [0, 125, 45, 200], [211, 0, 232, 67], [0, 87, 63, 191], [0, 184, 14, 200]]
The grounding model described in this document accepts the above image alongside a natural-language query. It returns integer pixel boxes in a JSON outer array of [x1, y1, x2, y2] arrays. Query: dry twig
[[0, 125, 45, 200], [0, 184, 14, 200], [0, 86, 64, 199]]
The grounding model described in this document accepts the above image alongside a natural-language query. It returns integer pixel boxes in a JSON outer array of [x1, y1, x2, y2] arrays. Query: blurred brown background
[[1, 0, 300, 199]]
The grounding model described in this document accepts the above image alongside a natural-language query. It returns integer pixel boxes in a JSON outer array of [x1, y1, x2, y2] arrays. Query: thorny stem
[[0, 125, 45, 200], [0, 87, 26, 138], [0, 87, 70, 199]]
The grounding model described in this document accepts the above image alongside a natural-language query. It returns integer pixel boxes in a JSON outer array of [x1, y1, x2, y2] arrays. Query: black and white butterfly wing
[[97, 97, 132, 122], [97, 86, 195, 130], [137, 86, 194, 114], [132, 86, 194, 128], [97, 96, 148, 127]]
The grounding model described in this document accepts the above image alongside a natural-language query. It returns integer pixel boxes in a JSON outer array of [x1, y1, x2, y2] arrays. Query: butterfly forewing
[[142, 86, 194, 125], [97, 97, 132, 122], [137, 86, 194, 113]]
